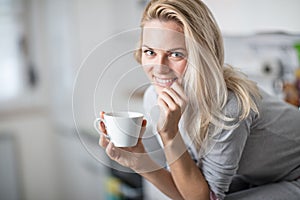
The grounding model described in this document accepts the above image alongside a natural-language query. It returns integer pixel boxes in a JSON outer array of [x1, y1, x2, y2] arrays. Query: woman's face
[[141, 20, 187, 95]]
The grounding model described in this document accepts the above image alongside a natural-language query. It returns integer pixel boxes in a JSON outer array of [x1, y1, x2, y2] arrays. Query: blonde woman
[[98, 0, 300, 199]]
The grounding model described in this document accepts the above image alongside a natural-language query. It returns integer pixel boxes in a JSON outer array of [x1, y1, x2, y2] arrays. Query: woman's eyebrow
[[141, 45, 152, 49], [142, 45, 186, 52], [167, 47, 186, 52]]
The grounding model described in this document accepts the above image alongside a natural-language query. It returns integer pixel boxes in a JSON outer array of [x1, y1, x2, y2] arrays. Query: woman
[[98, 0, 300, 199]]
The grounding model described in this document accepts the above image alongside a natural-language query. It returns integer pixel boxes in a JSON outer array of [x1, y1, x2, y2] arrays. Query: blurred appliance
[[223, 33, 300, 99]]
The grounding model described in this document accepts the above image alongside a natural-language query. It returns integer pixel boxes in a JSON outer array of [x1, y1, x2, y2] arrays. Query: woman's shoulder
[[225, 88, 263, 116], [223, 90, 241, 118], [144, 85, 156, 98], [143, 85, 157, 103], [143, 85, 157, 112]]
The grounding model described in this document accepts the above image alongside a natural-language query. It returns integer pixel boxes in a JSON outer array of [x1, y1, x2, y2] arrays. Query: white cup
[[94, 111, 144, 147]]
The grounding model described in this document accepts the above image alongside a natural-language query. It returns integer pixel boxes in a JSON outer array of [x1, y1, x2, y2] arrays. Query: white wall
[[72, 0, 148, 129], [0, 1, 59, 200], [203, 0, 300, 35]]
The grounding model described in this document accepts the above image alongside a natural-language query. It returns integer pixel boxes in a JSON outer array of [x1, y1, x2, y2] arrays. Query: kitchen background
[[0, 0, 300, 200]]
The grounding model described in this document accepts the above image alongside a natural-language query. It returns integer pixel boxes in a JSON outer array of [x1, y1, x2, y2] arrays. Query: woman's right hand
[[157, 81, 187, 144], [98, 111, 149, 172]]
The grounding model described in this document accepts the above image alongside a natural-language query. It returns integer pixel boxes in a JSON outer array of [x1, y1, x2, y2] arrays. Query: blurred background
[[0, 0, 300, 200]]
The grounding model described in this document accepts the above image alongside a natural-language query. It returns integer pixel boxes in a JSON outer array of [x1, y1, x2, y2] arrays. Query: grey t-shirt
[[143, 85, 300, 200]]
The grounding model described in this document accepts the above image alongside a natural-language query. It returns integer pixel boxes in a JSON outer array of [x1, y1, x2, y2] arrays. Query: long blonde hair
[[135, 0, 260, 150]]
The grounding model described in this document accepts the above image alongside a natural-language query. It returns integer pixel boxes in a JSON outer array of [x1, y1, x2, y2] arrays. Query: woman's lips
[[153, 76, 177, 87]]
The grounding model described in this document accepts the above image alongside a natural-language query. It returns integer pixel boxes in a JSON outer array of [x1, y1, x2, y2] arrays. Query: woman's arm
[[161, 130, 210, 200], [103, 139, 184, 199], [156, 83, 210, 200], [137, 155, 184, 200], [98, 112, 184, 199], [103, 132, 209, 200]]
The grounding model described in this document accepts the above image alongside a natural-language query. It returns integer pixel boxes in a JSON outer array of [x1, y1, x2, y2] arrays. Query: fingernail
[[142, 120, 147, 127], [100, 111, 105, 118], [100, 121, 105, 128]]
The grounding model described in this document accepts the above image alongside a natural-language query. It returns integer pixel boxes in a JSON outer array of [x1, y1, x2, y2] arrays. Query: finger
[[157, 96, 169, 112], [99, 121, 107, 134], [99, 135, 109, 148], [171, 81, 188, 112], [106, 141, 119, 160], [171, 80, 184, 94], [171, 81, 188, 102], [100, 111, 105, 119], [138, 120, 147, 143], [97, 117, 109, 148], [163, 88, 181, 105], [142, 119, 147, 128], [159, 91, 179, 111], [171, 81, 188, 101], [163, 88, 186, 110]]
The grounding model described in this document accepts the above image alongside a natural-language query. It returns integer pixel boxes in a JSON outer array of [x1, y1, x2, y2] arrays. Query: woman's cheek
[[178, 61, 187, 75], [170, 60, 187, 77], [142, 66, 151, 79]]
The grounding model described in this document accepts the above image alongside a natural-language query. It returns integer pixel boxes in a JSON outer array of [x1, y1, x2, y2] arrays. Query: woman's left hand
[[157, 81, 187, 143]]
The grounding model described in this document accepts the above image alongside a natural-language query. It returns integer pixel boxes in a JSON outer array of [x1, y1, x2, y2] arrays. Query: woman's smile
[[153, 76, 178, 87]]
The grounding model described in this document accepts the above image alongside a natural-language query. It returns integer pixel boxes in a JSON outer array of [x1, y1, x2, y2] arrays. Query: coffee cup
[[94, 111, 144, 147]]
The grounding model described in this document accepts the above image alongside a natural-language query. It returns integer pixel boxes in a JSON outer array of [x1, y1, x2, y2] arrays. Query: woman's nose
[[154, 55, 170, 73]]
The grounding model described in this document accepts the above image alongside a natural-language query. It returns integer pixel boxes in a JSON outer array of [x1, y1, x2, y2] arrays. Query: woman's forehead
[[142, 20, 186, 50]]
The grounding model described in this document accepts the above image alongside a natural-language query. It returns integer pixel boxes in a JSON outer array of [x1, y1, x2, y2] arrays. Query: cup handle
[[93, 118, 110, 140]]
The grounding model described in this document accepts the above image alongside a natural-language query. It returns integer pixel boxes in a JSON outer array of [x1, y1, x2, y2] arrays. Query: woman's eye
[[170, 52, 185, 58], [144, 50, 155, 56]]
